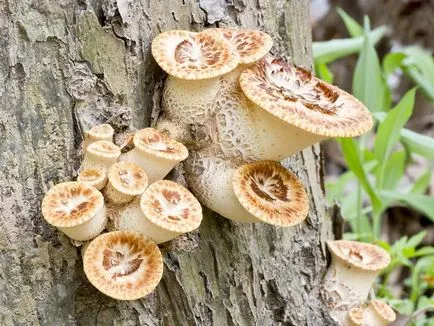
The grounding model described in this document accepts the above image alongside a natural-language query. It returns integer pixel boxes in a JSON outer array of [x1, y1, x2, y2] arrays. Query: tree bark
[[0, 0, 336, 325]]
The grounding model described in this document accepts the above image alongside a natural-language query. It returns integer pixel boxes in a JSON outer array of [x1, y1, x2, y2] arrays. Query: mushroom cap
[[371, 300, 396, 322], [108, 162, 149, 196], [42, 181, 104, 227], [133, 128, 188, 161], [239, 55, 373, 137], [87, 140, 121, 159], [85, 124, 114, 139], [140, 180, 202, 233], [202, 28, 273, 64], [77, 168, 107, 190], [83, 231, 163, 300], [327, 240, 391, 271], [232, 160, 309, 227], [151, 30, 239, 80], [348, 306, 365, 325]]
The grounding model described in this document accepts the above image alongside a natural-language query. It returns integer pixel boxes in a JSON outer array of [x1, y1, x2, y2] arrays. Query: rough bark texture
[[0, 0, 335, 325]]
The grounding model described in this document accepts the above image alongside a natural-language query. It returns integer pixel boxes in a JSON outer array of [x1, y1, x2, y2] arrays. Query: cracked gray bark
[[0, 0, 336, 325]]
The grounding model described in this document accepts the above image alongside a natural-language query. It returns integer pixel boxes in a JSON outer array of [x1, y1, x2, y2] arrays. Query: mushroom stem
[[59, 207, 107, 241], [81, 141, 121, 172]]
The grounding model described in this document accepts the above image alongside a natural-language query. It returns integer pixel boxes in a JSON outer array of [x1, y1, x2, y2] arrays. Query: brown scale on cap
[[41, 181, 104, 227], [83, 231, 163, 300], [151, 30, 239, 80], [108, 162, 148, 195], [239, 55, 373, 137], [232, 161, 309, 227], [140, 180, 202, 233]]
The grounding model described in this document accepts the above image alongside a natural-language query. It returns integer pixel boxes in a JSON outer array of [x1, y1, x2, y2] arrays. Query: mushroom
[[347, 300, 396, 326], [81, 140, 121, 172], [115, 180, 202, 244], [120, 128, 188, 184], [238, 55, 373, 159], [41, 181, 106, 241], [104, 161, 149, 204], [83, 230, 163, 300], [82, 124, 114, 150], [77, 168, 107, 190]]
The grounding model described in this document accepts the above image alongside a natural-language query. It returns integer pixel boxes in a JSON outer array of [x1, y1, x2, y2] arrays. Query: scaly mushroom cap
[[108, 162, 149, 196], [140, 180, 202, 233], [327, 240, 391, 271], [239, 55, 373, 137], [203, 28, 273, 64], [77, 168, 107, 190], [85, 124, 114, 140], [232, 161, 309, 227], [42, 181, 104, 228], [83, 231, 163, 300], [87, 140, 121, 160], [151, 30, 239, 80], [133, 128, 188, 161], [371, 300, 396, 323]]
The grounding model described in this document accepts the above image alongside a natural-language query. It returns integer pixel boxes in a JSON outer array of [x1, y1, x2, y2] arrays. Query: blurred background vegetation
[[310, 1, 434, 325]]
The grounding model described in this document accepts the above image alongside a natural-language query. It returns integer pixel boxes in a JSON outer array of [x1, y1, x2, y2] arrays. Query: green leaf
[[315, 62, 334, 83], [336, 7, 363, 37], [380, 191, 434, 222], [380, 151, 406, 190], [383, 52, 406, 76], [410, 171, 432, 195], [408, 231, 427, 248], [415, 247, 434, 257]]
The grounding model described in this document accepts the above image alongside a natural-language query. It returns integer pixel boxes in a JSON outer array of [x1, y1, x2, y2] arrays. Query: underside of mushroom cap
[[108, 162, 148, 196], [327, 240, 391, 271], [152, 30, 239, 80], [87, 140, 121, 159], [140, 180, 202, 233], [133, 128, 188, 161], [232, 160, 309, 227], [239, 55, 373, 137], [202, 28, 273, 64], [83, 231, 163, 300], [42, 181, 104, 227], [371, 300, 396, 322]]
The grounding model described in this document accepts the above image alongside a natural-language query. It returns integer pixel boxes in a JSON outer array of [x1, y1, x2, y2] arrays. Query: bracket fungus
[[77, 168, 108, 190], [82, 123, 114, 150], [41, 181, 106, 241], [347, 300, 396, 326], [81, 140, 121, 172], [83, 231, 163, 300], [115, 180, 202, 244]]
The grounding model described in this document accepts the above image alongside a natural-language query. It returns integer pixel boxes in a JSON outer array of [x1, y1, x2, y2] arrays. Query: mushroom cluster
[[42, 125, 203, 299]]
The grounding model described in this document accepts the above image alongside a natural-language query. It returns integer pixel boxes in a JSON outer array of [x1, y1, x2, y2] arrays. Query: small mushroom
[[82, 124, 114, 150], [81, 140, 121, 172], [115, 180, 202, 244], [238, 55, 373, 159], [121, 128, 188, 184], [77, 168, 108, 190], [347, 300, 396, 326], [83, 230, 163, 300], [104, 162, 149, 204], [41, 181, 106, 241]]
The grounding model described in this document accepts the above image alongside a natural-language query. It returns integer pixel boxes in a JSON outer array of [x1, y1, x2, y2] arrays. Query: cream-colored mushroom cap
[[371, 300, 396, 323], [108, 162, 149, 196], [239, 55, 373, 137], [151, 30, 239, 80], [203, 28, 273, 64], [87, 140, 121, 160], [85, 124, 114, 140], [327, 240, 391, 271], [140, 180, 202, 233], [348, 306, 365, 325], [232, 161, 309, 227], [133, 128, 188, 162], [41, 181, 104, 228], [83, 231, 163, 300], [77, 168, 107, 190]]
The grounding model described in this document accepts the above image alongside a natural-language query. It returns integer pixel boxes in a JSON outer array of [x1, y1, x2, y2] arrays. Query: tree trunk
[[0, 0, 336, 325]]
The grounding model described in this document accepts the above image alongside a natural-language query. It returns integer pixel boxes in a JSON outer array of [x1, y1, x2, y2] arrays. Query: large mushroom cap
[[133, 128, 188, 161], [83, 231, 163, 300], [327, 240, 391, 271], [108, 162, 149, 196], [140, 180, 202, 233], [151, 30, 239, 80], [232, 161, 309, 227], [239, 55, 373, 137], [202, 28, 273, 64], [87, 140, 121, 159], [42, 181, 104, 227], [371, 300, 396, 323]]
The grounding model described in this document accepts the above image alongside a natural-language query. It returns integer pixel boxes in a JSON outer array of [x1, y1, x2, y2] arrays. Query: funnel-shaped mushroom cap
[[133, 128, 188, 162], [232, 161, 309, 227], [239, 55, 373, 137], [85, 124, 114, 141], [77, 168, 107, 190], [87, 140, 121, 160], [151, 30, 239, 80], [42, 181, 104, 228], [83, 231, 163, 300], [327, 240, 391, 271], [370, 300, 396, 323], [348, 306, 365, 325], [108, 162, 149, 196], [203, 28, 273, 64], [140, 180, 202, 233], [348, 300, 396, 326]]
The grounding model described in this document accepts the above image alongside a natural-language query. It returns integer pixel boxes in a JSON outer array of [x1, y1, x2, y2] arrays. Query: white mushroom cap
[[151, 30, 239, 80], [82, 124, 114, 150], [77, 168, 108, 190], [81, 140, 121, 171], [83, 231, 163, 300], [41, 181, 106, 241], [347, 300, 396, 326]]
